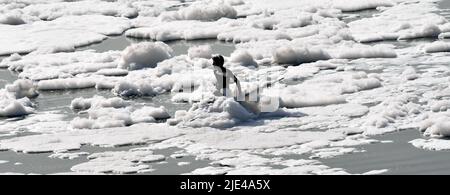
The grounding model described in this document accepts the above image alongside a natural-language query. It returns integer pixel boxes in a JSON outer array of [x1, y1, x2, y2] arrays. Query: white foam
[[0, 14, 134, 55], [49, 152, 89, 160], [1, 0, 450, 175], [112, 80, 157, 97], [333, 0, 393, 12], [125, 19, 227, 41], [0, 12, 25, 25], [410, 138, 450, 151], [333, 45, 397, 59], [278, 84, 346, 108], [70, 101, 170, 129], [37, 78, 96, 91], [398, 24, 441, 40], [22, 0, 138, 20], [0, 80, 37, 118], [5, 79, 38, 99], [159, 1, 237, 21], [118, 42, 173, 70], [0, 112, 68, 134], [362, 169, 389, 175], [71, 151, 154, 174], [0, 123, 183, 153], [70, 96, 129, 111], [425, 41, 450, 53], [273, 46, 331, 65], [1, 50, 120, 81], [188, 45, 213, 59]]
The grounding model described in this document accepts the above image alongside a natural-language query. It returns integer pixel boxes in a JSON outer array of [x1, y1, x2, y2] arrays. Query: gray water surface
[[0, 69, 17, 89], [79, 35, 236, 56]]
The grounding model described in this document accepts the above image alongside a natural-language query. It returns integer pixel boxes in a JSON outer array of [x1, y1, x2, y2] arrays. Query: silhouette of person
[[211, 55, 242, 99]]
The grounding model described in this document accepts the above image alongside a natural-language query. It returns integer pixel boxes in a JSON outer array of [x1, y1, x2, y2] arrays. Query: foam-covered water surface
[[0, 145, 211, 175], [322, 130, 450, 175], [79, 35, 236, 56], [4, 0, 450, 175]]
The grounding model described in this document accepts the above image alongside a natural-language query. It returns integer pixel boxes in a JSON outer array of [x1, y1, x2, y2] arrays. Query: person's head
[[212, 55, 225, 67]]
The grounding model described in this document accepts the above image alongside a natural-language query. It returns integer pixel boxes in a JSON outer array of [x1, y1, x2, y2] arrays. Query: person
[[211, 55, 280, 115], [212, 55, 243, 99]]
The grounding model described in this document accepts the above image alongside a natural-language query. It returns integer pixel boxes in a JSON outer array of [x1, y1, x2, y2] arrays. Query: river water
[[0, 39, 233, 174], [2, 1, 450, 175]]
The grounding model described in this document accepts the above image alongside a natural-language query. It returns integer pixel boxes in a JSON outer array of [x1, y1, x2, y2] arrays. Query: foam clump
[[279, 85, 346, 108], [333, 0, 394, 12], [0, 12, 26, 25], [37, 78, 96, 91], [0, 79, 38, 118], [112, 80, 157, 97], [188, 45, 213, 59], [424, 41, 450, 53], [230, 50, 257, 67], [334, 46, 397, 59], [273, 46, 331, 65], [70, 105, 170, 130], [0, 96, 34, 118], [160, 1, 237, 21], [70, 96, 130, 111], [168, 97, 256, 128], [71, 151, 158, 174], [398, 24, 441, 40], [118, 42, 173, 70], [5, 79, 38, 99], [418, 113, 450, 137]]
